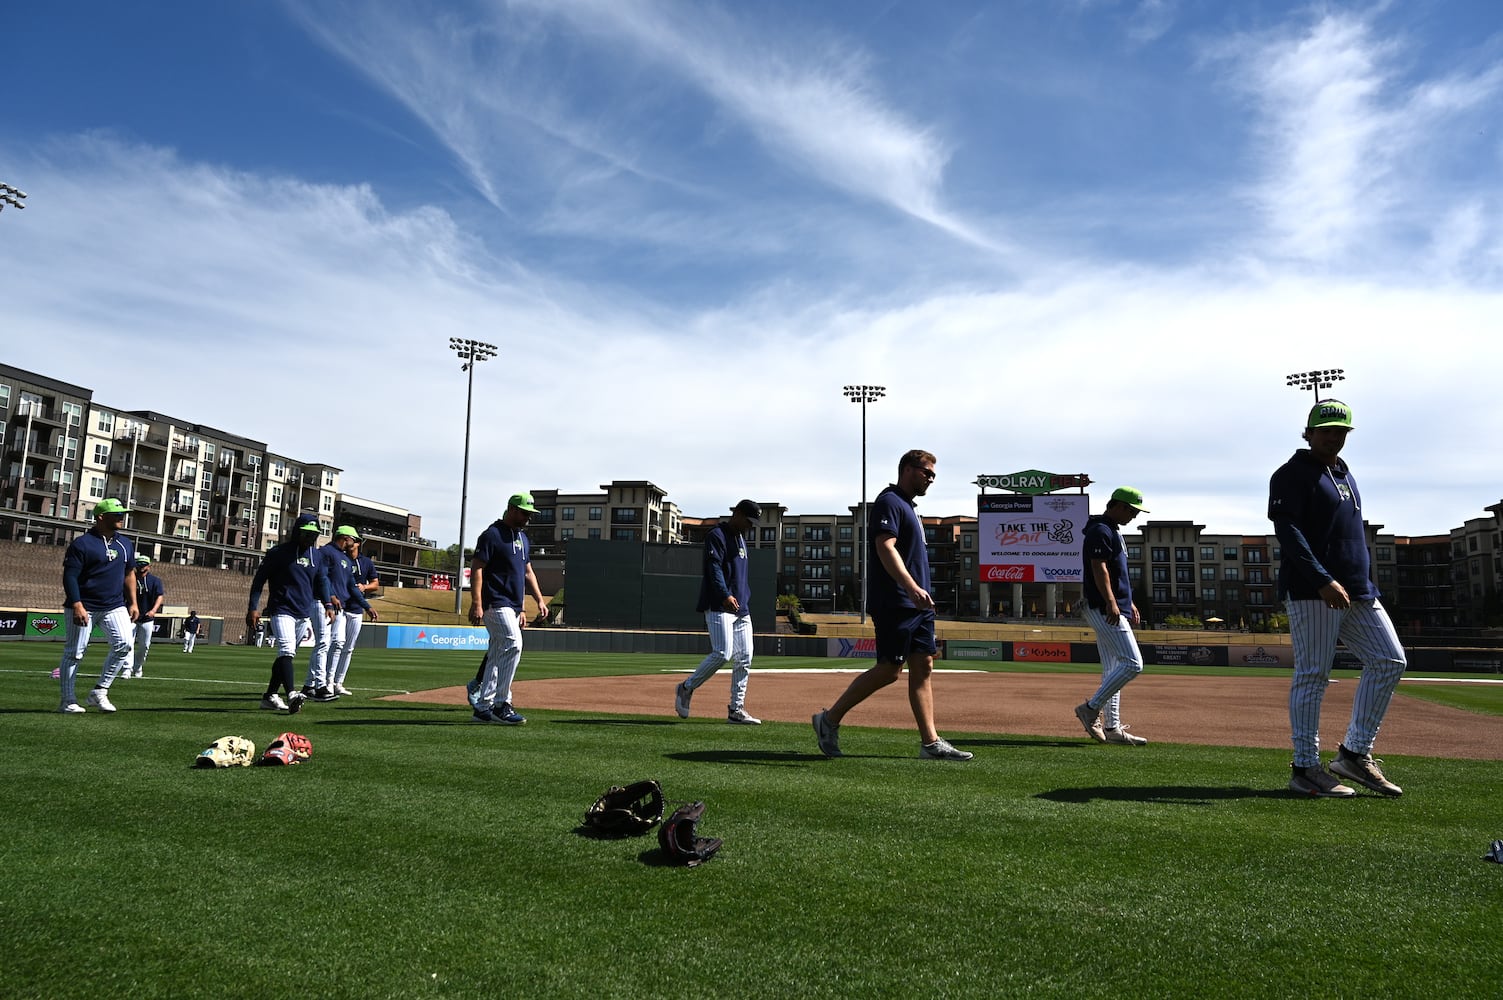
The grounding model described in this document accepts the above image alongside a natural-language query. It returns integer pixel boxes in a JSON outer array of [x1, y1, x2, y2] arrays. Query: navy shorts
[[872, 608, 937, 664]]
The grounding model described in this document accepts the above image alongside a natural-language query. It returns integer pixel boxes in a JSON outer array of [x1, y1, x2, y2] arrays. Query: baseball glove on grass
[[582, 780, 664, 837], [658, 801, 722, 867], [194, 736, 256, 768], [257, 732, 313, 766]]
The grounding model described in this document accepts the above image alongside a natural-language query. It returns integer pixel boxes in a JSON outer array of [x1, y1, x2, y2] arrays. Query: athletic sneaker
[[491, 702, 527, 725], [812, 710, 842, 757], [115, 671, 130, 680], [287, 691, 306, 715], [465, 678, 482, 711], [727, 707, 761, 725], [333, 683, 352, 697], [1074, 702, 1106, 742], [260, 694, 289, 711], [133, 670, 143, 678], [1104, 725, 1147, 746], [301, 685, 316, 698], [920, 738, 974, 761], [59, 702, 86, 714], [674, 681, 692, 719], [312, 686, 340, 703], [1288, 763, 1355, 798], [1329, 745, 1403, 797], [86, 688, 117, 713], [472, 708, 496, 723]]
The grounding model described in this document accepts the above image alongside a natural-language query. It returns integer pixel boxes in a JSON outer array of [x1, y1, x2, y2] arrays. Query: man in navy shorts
[[813, 450, 972, 760]]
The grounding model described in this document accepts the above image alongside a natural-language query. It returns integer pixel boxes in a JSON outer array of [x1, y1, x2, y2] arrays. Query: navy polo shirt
[[1268, 449, 1375, 601], [1081, 515, 1133, 615], [473, 520, 531, 613], [866, 485, 930, 615]]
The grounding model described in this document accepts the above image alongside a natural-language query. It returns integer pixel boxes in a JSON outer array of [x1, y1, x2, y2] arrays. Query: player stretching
[[1269, 399, 1406, 798]]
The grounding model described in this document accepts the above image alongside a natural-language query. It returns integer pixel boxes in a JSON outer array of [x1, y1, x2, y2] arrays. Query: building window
[[1128, 566, 1143, 581], [1224, 547, 1238, 560], [1151, 547, 1169, 562], [1201, 587, 1217, 601], [322, 495, 333, 513], [95, 410, 114, 433], [1224, 567, 1240, 581], [1127, 545, 1142, 560], [268, 512, 281, 532], [612, 528, 636, 541], [561, 506, 575, 521], [589, 507, 603, 521], [924, 527, 937, 542], [962, 555, 972, 569], [783, 545, 797, 559], [62, 402, 83, 426], [1376, 546, 1392, 561], [1176, 588, 1194, 604], [962, 534, 973, 549], [88, 476, 106, 500], [1175, 547, 1192, 563], [1201, 566, 1217, 581], [588, 528, 601, 540], [1152, 567, 1170, 583], [324, 470, 336, 488], [1200, 546, 1216, 560], [760, 527, 776, 543], [804, 546, 831, 560], [270, 485, 283, 505], [838, 544, 853, 557], [92, 443, 110, 466], [1152, 586, 1170, 603], [1175, 567, 1194, 583], [784, 526, 797, 540], [560, 528, 574, 541], [838, 526, 853, 540], [612, 508, 639, 524]]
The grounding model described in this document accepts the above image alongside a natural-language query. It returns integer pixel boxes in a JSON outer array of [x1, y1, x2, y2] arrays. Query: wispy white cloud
[[1216, 9, 1503, 272]]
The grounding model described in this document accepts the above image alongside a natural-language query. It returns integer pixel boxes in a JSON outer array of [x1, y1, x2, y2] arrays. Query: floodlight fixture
[[448, 338, 499, 614], [1285, 369, 1346, 402], [841, 384, 886, 623]]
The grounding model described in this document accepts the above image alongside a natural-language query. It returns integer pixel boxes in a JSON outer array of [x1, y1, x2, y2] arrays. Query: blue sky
[[2, 0, 1500, 545]]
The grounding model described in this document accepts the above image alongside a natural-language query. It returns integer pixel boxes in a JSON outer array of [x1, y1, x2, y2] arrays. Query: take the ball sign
[[978, 493, 1089, 584]]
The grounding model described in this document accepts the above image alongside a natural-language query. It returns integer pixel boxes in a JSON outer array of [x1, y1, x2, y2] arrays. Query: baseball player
[[56, 498, 139, 713], [181, 610, 200, 653], [125, 555, 165, 679], [247, 513, 333, 713], [1074, 487, 1151, 746], [328, 529, 378, 696], [675, 499, 762, 724], [297, 525, 369, 702], [1269, 399, 1406, 797], [466, 492, 549, 724], [812, 450, 972, 760]]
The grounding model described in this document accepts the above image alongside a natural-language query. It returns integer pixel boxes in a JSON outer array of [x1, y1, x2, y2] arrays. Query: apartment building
[[526, 481, 682, 556], [0, 364, 91, 541]]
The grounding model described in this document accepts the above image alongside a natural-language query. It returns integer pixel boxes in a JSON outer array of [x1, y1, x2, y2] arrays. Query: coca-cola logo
[[984, 565, 1032, 582]]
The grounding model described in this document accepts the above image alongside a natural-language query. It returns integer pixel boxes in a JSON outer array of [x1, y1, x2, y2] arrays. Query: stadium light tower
[[449, 338, 498, 616], [0, 181, 25, 214], [843, 384, 885, 624], [1286, 368, 1345, 402]]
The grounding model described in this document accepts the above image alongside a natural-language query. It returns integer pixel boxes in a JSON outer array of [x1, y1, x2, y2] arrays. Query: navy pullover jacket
[[62, 530, 135, 614], [1268, 449, 1376, 602], [248, 540, 331, 618], [695, 522, 752, 617]]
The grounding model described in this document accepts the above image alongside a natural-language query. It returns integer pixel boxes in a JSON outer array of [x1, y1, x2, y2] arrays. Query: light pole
[[843, 384, 885, 624], [450, 338, 498, 616], [1286, 368, 1345, 402]]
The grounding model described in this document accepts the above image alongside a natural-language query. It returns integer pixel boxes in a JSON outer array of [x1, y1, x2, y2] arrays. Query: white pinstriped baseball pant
[[1081, 605, 1144, 730], [683, 611, 753, 712], [302, 609, 341, 691], [1286, 598, 1406, 767], [478, 606, 524, 707], [57, 606, 135, 705]]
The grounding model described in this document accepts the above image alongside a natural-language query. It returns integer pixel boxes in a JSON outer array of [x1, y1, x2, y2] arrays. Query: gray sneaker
[[1329, 745, 1403, 797], [465, 678, 482, 711], [86, 688, 117, 713], [260, 694, 289, 711], [812, 710, 842, 757], [920, 738, 973, 761], [727, 707, 761, 725], [674, 681, 692, 719], [1288, 763, 1356, 798], [1104, 725, 1147, 746], [1074, 702, 1105, 742]]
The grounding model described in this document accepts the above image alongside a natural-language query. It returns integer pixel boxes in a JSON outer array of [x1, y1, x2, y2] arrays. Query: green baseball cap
[[508, 491, 539, 513], [1307, 399, 1354, 430], [93, 498, 129, 516], [295, 513, 322, 532], [134, 555, 153, 566], [335, 525, 361, 539], [1110, 487, 1150, 512]]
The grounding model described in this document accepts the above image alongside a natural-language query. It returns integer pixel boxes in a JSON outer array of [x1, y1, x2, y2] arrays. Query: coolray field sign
[[973, 471, 1091, 495], [978, 492, 1090, 584]]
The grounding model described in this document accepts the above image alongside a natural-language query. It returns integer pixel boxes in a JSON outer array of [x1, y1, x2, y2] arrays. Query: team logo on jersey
[[297, 557, 311, 567], [737, 541, 747, 559], [512, 537, 524, 553], [1336, 483, 1353, 503]]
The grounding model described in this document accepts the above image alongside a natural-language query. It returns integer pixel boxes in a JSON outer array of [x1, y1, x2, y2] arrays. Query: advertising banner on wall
[[385, 625, 490, 651], [977, 493, 1090, 585], [828, 638, 878, 659], [1141, 644, 1227, 667], [1227, 644, 1291, 668], [1010, 640, 1073, 663]]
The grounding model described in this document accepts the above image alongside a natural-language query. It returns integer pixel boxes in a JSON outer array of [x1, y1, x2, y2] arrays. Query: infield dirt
[[385, 671, 1503, 761]]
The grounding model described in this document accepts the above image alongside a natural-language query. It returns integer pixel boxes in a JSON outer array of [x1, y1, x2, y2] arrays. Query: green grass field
[[4, 643, 1501, 998]]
